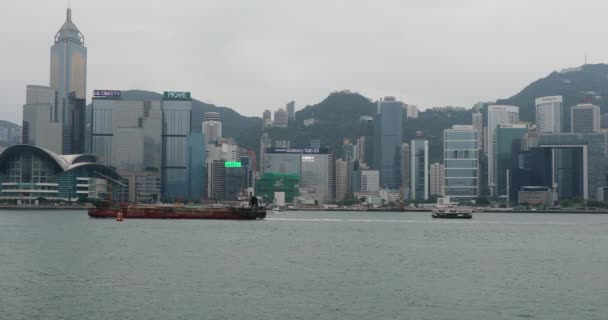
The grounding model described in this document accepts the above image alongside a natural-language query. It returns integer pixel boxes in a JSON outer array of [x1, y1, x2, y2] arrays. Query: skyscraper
[[286, 101, 295, 120], [335, 158, 349, 201], [262, 110, 272, 127], [358, 116, 375, 167], [429, 163, 445, 196], [401, 143, 411, 198], [22, 85, 62, 153], [50, 7, 87, 154], [494, 124, 527, 197], [410, 136, 429, 200], [90, 94, 163, 203], [273, 108, 288, 127], [487, 105, 519, 196], [161, 91, 192, 202], [472, 112, 483, 159], [535, 96, 562, 134], [444, 125, 479, 202], [571, 104, 600, 133], [202, 112, 222, 144], [377, 97, 404, 190]]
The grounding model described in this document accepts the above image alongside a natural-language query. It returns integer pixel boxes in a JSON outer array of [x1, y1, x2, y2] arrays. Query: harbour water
[[1, 210, 606, 319]]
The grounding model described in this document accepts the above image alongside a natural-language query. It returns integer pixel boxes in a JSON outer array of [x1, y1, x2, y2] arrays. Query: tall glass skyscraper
[[444, 125, 479, 203], [487, 105, 519, 196], [50, 8, 87, 154], [377, 97, 404, 190], [161, 92, 192, 202], [494, 124, 527, 197], [410, 138, 428, 200]]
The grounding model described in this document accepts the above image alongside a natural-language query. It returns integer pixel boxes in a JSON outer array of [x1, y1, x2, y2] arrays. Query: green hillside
[[119, 90, 263, 150], [497, 64, 608, 130]]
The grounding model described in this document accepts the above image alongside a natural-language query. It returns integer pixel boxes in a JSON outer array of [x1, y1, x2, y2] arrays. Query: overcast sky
[[2, 0, 606, 123]]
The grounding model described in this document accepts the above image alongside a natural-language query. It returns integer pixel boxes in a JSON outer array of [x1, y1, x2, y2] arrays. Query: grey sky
[[2, 0, 606, 123]]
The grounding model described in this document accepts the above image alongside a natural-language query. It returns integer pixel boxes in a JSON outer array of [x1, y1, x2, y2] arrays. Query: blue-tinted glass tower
[[377, 97, 404, 190], [50, 8, 87, 154]]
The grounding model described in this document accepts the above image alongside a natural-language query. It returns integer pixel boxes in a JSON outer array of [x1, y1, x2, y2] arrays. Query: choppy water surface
[[1, 210, 607, 320]]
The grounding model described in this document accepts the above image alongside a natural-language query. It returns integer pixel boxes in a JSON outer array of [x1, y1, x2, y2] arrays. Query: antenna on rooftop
[[584, 51, 587, 65]]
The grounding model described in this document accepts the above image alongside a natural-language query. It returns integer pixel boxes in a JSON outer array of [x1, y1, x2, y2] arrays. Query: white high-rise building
[[22, 85, 62, 153], [487, 105, 519, 196], [406, 105, 418, 118], [571, 104, 600, 133], [535, 96, 562, 133], [202, 112, 222, 144], [361, 170, 380, 193], [429, 163, 445, 196]]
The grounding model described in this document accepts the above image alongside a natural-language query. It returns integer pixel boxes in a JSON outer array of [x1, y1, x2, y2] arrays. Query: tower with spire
[[50, 6, 87, 154]]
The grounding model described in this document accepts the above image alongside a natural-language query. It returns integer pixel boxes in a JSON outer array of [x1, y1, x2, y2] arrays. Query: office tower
[[358, 116, 375, 167], [487, 105, 519, 196], [410, 135, 429, 200], [377, 97, 404, 190], [259, 133, 272, 174], [188, 133, 205, 202], [335, 158, 349, 201], [406, 105, 418, 118], [263, 110, 272, 127], [202, 112, 222, 144], [286, 101, 295, 120], [273, 108, 288, 127], [161, 91, 192, 202], [22, 85, 62, 153], [494, 124, 527, 197], [206, 141, 238, 199], [571, 104, 600, 133], [208, 160, 226, 199], [299, 150, 333, 204], [472, 112, 483, 132], [401, 143, 410, 198], [50, 7, 87, 154], [429, 163, 445, 196], [601, 113, 608, 129], [471, 112, 482, 152], [240, 155, 254, 190], [361, 170, 380, 193], [90, 93, 163, 202], [443, 125, 479, 202], [535, 96, 562, 133], [482, 126, 489, 157], [517, 133, 608, 200]]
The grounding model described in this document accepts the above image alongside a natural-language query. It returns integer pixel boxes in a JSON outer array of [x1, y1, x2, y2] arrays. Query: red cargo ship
[[89, 203, 266, 220]]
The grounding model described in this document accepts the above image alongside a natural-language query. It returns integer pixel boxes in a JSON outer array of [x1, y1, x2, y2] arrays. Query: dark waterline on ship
[[1, 210, 606, 320]]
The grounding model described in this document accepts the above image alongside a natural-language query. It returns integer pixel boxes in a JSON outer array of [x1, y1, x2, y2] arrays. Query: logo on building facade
[[163, 91, 191, 100], [93, 90, 122, 97]]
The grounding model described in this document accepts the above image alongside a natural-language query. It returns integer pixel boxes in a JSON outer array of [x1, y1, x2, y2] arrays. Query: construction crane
[[384, 185, 404, 209]]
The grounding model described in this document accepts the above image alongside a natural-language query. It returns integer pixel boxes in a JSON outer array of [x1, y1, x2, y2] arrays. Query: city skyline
[[3, 1, 607, 124]]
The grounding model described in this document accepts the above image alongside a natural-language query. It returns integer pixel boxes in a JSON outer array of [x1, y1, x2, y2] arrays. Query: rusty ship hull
[[89, 205, 266, 220]]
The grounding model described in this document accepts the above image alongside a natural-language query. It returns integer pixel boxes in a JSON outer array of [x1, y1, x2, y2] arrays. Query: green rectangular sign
[[163, 91, 191, 100], [224, 161, 242, 168]]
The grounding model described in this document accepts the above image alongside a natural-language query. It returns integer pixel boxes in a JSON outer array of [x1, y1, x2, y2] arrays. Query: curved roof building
[[0, 145, 122, 202]]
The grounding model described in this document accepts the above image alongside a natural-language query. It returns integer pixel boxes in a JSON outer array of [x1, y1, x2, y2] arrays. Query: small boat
[[267, 207, 286, 215], [432, 205, 472, 219]]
